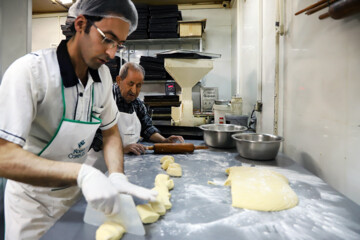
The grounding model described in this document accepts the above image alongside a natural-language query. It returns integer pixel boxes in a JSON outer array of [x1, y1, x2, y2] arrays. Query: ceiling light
[[59, 0, 73, 4]]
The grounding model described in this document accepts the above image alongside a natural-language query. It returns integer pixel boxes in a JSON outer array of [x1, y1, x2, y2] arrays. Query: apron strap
[[0, 178, 5, 240]]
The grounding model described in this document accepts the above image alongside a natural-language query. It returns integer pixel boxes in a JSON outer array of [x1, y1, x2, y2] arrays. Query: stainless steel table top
[[41, 140, 360, 240]]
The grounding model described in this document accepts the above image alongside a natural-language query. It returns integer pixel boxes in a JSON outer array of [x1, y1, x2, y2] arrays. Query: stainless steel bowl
[[199, 124, 248, 148], [231, 133, 284, 160]]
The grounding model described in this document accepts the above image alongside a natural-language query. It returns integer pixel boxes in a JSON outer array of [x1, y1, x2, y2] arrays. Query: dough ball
[[96, 221, 125, 240], [136, 204, 160, 224], [160, 155, 174, 164], [161, 158, 175, 170], [166, 163, 182, 177], [225, 166, 298, 211]]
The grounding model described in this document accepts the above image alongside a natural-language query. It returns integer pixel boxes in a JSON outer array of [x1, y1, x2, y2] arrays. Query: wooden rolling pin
[[146, 143, 208, 154]]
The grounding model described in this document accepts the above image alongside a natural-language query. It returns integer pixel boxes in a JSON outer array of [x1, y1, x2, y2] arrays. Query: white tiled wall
[[234, 0, 360, 205], [1, 0, 31, 80], [232, 0, 261, 116], [181, 9, 232, 101], [32, 16, 66, 51], [282, 1, 360, 204]]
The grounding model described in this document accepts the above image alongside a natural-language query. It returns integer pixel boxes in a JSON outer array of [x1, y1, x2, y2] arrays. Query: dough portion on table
[[96, 221, 125, 240], [153, 185, 172, 210], [161, 158, 174, 170], [225, 166, 298, 211], [166, 163, 182, 177], [159, 155, 183, 177], [136, 204, 160, 224], [160, 155, 175, 164], [155, 173, 174, 190], [136, 173, 175, 224], [150, 193, 167, 215]]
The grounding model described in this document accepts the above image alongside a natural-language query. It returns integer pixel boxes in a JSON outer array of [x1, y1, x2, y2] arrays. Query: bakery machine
[[164, 58, 213, 126]]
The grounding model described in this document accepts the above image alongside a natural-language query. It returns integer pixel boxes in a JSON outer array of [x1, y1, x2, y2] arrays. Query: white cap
[[68, 0, 138, 35]]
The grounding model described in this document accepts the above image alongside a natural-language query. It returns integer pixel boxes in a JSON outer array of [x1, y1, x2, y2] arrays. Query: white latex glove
[[109, 173, 158, 202], [77, 164, 119, 215]]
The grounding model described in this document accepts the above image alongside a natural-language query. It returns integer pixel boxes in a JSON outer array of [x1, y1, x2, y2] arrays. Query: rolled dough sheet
[[225, 166, 298, 211]]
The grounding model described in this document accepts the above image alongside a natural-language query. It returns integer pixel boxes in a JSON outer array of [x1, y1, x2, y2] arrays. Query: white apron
[[117, 109, 141, 146], [84, 108, 142, 177], [5, 82, 101, 240]]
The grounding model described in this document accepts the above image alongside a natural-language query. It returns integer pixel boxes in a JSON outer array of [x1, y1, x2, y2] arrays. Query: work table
[[41, 140, 360, 240]]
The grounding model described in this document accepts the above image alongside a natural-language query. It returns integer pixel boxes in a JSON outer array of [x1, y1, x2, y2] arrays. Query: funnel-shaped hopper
[[165, 58, 213, 126]]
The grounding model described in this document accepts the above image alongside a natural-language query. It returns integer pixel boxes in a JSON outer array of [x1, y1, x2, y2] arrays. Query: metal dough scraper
[[83, 192, 145, 235]]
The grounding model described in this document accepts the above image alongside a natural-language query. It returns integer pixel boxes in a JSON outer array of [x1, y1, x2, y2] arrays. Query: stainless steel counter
[[41, 140, 360, 240]]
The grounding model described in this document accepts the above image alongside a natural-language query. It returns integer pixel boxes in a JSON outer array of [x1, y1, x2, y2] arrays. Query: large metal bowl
[[232, 133, 284, 160], [199, 124, 248, 148]]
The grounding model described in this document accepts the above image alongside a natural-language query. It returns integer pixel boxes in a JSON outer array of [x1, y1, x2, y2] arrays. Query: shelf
[[143, 80, 202, 86], [122, 37, 204, 61], [125, 37, 203, 46], [143, 80, 176, 84], [121, 37, 204, 82]]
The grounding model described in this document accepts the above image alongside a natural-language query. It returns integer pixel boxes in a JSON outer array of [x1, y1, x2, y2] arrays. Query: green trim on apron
[[38, 80, 101, 156]]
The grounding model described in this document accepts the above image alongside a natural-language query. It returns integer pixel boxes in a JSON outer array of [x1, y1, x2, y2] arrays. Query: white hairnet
[[68, 0, 138, 35]]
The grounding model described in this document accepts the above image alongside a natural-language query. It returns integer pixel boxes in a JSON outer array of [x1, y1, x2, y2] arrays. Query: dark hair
[[66, 15, 103, 38], [83, 15, 103, 33]]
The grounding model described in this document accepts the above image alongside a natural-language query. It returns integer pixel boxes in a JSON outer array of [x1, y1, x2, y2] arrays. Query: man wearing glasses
[[0, 0, 157, 239]]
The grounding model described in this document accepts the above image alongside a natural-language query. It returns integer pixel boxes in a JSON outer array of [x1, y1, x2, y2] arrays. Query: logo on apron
[[68, 140, 86, 159], [78, 140, 85, 148]]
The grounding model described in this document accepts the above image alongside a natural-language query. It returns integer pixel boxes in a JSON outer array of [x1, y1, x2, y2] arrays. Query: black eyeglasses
[[90, 21, 126, 53]]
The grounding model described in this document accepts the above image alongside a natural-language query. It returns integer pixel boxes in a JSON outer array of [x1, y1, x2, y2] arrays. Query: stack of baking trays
[[140, 56, 173, 81], [148, 5, 182, 39], [128, 4, 149, 40], [143, 95, 180, 120]]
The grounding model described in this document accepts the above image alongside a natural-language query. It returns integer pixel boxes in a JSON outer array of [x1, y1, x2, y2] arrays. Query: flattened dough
[[160, 155, 175, 164], [96, 221, 125, 240], [225, 166, 298, 211], [166, 163, 182, 177]]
